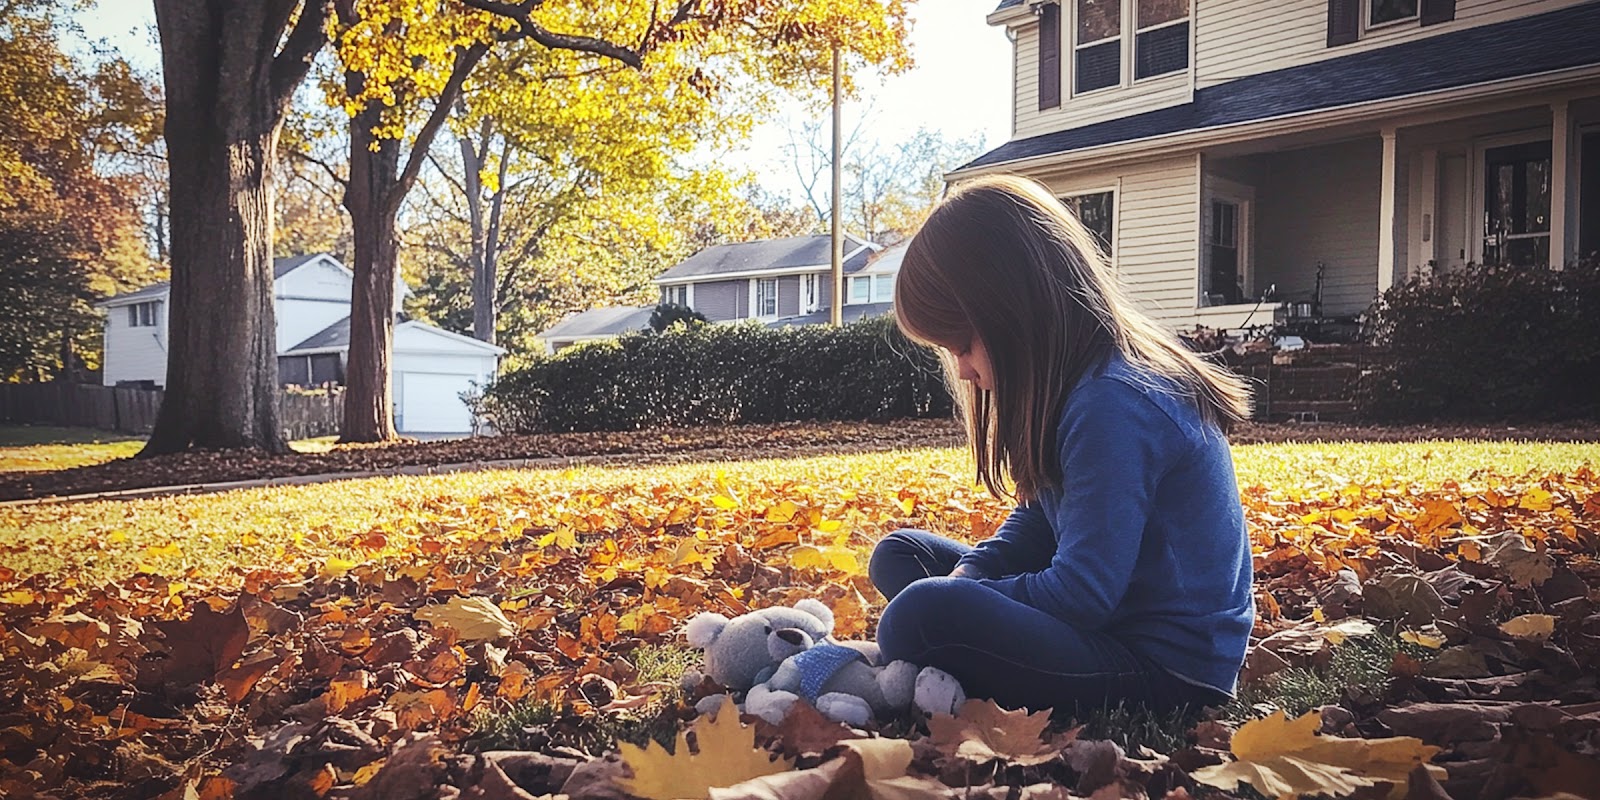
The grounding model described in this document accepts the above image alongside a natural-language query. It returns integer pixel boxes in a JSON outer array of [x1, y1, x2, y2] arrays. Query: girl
[[870, 174, 1254, 713]]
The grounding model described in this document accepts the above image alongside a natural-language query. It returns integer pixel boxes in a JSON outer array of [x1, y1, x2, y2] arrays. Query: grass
[[2, 439, 1596, 587], [0, 426, 341, 473]]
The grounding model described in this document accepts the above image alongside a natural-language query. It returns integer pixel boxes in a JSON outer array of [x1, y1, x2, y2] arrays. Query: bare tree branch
[[386, 42, 489, 217], [287, 146, 349, 190], [270, 0, 332, 116], [455, 0, 645, 67]]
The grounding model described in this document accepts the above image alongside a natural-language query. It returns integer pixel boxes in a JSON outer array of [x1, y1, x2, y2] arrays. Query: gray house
[[539, 234, 896, 352]]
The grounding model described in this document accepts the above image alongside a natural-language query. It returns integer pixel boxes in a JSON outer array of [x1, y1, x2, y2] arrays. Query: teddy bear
[[682, 598, 966, 727]]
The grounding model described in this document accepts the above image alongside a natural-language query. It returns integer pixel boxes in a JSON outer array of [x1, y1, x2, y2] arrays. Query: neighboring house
[[96, 253, 504, 435], [962, 0, 1600, 330], [538, 233, 891, 351]]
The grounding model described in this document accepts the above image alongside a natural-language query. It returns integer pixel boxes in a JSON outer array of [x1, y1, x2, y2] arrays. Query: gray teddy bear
[[683, 598, 966, 727]]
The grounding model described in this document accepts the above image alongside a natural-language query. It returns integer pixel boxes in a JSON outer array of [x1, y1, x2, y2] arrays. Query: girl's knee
[[877, 577, 983, 659], [867, 529, 929, 589]]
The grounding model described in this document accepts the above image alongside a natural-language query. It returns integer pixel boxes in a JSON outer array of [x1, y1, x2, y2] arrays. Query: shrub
[[483, 315, 953, 433], [1359, 260, 1600, 421], [648, 303, 708, 332]]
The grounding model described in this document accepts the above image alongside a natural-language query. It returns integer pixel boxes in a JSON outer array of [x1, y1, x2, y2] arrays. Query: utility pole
[[829, 43, 844, 327]]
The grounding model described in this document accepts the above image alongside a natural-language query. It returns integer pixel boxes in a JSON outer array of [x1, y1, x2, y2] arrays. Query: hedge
[[483, 315, 954, 433], [1359, 260, 1600, 421]]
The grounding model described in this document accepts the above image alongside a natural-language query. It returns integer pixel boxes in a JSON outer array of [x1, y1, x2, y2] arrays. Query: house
[[537, 233, 892, 351], [962, 0, 1600, 331], [96, 253, 504, 435]]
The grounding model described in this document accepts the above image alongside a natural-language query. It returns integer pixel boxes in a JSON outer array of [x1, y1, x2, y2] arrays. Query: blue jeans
[[869, 529, 1228, 714]]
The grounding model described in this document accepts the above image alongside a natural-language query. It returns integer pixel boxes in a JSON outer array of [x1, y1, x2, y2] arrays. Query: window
[[872, 274, 892, 303], [1059, 191, 1115, 258], [661, 284, 688, 307], [279, 354, 346, 387], [127, 301, 160, 328], [1204, 200, 1243, 305], [1367, 0, 1418, 27], [1482, 140, 1552, 267], [849, 276, 871, 305], [1074, 0, 1120, 94], [755, 278, 778, 317], [1135, 0, 1188, 80]]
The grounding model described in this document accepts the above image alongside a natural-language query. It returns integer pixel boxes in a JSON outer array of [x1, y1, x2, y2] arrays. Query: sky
[[70, 0, 1013, 204]]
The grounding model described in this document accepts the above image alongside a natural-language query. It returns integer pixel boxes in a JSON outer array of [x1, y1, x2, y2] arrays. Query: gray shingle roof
[[101, 254, 331, 305], [539, 306, 656, 340], [766, 302, 895, 328], [656, 234, 876, 281], [963, 2, 1600, 170], [285, 313, 407, 352]]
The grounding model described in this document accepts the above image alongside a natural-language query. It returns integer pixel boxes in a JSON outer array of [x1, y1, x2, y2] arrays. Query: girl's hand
[[948, 564, 983, 580]]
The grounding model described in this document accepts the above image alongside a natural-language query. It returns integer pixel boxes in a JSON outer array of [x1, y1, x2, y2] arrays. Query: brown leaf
[[139, 603, 250, 689], [926, 699, 1063, 766]]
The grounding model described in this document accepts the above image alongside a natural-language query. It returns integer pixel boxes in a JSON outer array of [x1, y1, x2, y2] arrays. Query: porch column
[[1551, 100, 1572, 269], [1377, 127, 1399, 290]]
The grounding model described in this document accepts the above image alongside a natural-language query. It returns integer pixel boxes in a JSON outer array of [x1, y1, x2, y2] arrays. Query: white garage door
[[399, 372, 475, 433]]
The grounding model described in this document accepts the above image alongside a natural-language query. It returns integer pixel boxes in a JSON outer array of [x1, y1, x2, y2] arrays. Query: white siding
[[1195, 0, 1590, 90], [1253, 139, 1382, 316], [101, 295, 169, 387], [274, 258, 354, 352], [1038, 155, 1201, 323], [1012, 18, 1192, 140], [393, 325, 501, 434]]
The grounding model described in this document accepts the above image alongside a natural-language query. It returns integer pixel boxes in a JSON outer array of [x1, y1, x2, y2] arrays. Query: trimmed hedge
[[1360, 260, 1600, 421], [483, 315, 954, 433]]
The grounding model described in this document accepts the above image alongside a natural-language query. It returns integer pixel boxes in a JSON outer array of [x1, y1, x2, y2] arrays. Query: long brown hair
[[894, 174, 1251, 503]]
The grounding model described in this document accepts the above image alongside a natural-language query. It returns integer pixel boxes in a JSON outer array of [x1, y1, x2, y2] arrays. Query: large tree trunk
[[143, 1, 324, 456], [340, 102, 402, 443]]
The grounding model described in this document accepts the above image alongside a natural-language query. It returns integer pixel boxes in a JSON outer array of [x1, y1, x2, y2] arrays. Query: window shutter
[[1327, 0, 1359, 46], [1420, 0, 1456, 26], [1038, 3, 1061, 110]]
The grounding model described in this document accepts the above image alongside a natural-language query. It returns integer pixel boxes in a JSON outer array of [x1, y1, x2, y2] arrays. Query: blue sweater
[[955, 353, 1254, 695]]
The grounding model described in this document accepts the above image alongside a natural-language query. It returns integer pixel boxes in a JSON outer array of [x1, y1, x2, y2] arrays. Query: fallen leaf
[[1192, 709, 1444, 800], [1498, 614, 1556, 641], [926, 698, 1063, 766], [617, 696, 793, 800], [414, 595, 516, 643]]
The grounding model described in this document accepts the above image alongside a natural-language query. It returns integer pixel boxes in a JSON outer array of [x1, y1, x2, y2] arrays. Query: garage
[[392, 322, 505, 435]]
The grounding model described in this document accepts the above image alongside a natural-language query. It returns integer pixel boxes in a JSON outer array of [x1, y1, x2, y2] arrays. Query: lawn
[[1, 437, 1597, 799], [0, 425, 340, 474]]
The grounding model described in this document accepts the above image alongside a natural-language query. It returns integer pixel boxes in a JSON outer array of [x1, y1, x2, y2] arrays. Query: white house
[[538, 233, 896, 352], [963, 0, 1600, 331], [96, 253, 504, 435]]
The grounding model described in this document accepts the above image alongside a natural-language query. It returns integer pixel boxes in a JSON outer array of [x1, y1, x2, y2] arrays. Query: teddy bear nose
[[775, 628, 805, 645]]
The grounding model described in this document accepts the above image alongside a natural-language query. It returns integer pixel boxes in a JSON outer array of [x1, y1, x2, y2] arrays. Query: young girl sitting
[[870, 175, 1254, 713]]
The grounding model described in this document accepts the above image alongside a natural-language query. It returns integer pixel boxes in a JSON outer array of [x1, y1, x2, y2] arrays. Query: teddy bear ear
[[684, 612, 730, 648], [794, 599, 835, 632]]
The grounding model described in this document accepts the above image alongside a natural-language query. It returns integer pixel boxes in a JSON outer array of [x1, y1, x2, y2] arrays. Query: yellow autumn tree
[[325, 0, 914, 442]]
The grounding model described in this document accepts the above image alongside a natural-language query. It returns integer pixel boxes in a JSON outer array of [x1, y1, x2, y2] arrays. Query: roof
[[283, 315, 504, 356], [859, 242, 908, 274], [99, 254, 332, 306], [766, 302, 895, 328], [962, 2, 1600, 170], [539, 306, 655, 340], [655, 234, 876, 282], [285, 313, 404, 352]]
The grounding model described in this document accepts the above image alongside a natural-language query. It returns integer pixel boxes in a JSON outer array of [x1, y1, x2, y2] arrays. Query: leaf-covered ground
[[2, 438, 1598, 799]]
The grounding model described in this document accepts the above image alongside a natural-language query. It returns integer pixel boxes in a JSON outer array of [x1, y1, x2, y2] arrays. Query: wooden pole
[[830, 43, 844, 327]]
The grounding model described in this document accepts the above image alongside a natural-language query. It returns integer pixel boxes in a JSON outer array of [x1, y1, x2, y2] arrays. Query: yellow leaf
[[711, 494, 739, 510], [1322, 618, 1376, 646], [791, 545, 827, 571], [618, 697, 791, 799], [896, 497, 915, 515], [351, 759, 386, 787], [318, 556, 358, 580], [0, 589, 41, 605], [413, 595, 517, 643], [816, 519, 843, 534], [1498, 614, 1556, 641], [823, 548, 859, 574], [1412, 499, 1463, 535], [107, 531, 127, 545], [1400, 630, 1446, 649], [144, 543, 182, 559], [1193, 709, 1444, 800], [765, 500, 799, 523], [1519, 487, 1555, 511]]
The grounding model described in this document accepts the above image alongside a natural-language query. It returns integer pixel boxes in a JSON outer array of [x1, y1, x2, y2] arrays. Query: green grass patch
[[0, 426, 144, 472]]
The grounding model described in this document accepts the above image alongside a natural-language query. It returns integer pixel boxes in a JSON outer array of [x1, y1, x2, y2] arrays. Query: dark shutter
[[1419, 0, 1456, 26], [1039, 3, 1061, 109], [1327, 0, 1360, 46]]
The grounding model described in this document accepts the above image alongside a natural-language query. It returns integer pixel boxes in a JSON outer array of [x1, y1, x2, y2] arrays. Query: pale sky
[[72, 0, 1012, 203]]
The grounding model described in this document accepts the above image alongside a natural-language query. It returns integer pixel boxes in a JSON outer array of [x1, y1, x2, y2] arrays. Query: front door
[[1581, 130, 1600, 260], [1437, 154, 1468, 270], [1482, 140, 1553, 266]]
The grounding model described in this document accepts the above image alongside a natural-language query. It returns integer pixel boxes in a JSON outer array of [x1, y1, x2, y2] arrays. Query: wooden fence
[[0, 383, 344, 440]]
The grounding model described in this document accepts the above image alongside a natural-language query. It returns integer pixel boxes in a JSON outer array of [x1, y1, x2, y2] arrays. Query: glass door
[[1482, 140, 1552, 266]]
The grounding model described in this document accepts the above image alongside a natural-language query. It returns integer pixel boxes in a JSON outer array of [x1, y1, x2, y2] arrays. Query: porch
[[1193, 92, 1600, 335]]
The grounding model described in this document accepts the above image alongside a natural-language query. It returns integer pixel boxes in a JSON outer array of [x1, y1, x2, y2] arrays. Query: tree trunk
[[143, 1, 307, 456], [340, 101, 402, 443], [459, 131, 494, 344]]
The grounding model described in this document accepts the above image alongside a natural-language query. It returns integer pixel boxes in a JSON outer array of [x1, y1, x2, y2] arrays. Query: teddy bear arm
[[763, 659, 802, 692]]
